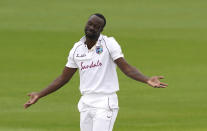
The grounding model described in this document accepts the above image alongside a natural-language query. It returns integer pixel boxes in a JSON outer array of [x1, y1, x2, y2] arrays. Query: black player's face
[[84, 15, 104, 39]]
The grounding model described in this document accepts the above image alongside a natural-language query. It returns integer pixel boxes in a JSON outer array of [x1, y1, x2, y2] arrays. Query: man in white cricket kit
[[24, 13, 168, 131]]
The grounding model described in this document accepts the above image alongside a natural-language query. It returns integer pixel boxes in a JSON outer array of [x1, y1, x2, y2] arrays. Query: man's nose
[[89, 25, 95, 31]]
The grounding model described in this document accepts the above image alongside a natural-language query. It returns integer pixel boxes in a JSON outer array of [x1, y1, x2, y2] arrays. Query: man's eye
[[88, 22, 93, 26]]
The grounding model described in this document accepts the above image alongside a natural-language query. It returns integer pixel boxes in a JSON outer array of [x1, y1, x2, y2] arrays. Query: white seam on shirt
[[103, 38, 112, 60], [72, 43, 83, 62]]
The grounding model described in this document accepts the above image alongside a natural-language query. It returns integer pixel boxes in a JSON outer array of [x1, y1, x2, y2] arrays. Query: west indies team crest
[[96, 45, 103, 54]]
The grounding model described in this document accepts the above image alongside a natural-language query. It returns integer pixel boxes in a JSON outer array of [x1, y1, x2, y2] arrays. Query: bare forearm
[[37, 67, 77, 98], [115, 58, 167, 88], [38, 76, 69, 98], [24, 67, 77, 109], [125, 66, 149, 83], [115, 58, 149, 83]]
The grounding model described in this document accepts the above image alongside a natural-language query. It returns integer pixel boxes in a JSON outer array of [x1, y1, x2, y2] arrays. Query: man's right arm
[[24, 67, 77, 109]]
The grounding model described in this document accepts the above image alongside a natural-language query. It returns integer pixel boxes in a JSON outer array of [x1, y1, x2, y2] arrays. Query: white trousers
[[80, 108, 118, 131], [78, 93, 119, 131]]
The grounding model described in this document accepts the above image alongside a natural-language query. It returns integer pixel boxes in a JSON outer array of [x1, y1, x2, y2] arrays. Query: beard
[[85, 29, 99, 39]]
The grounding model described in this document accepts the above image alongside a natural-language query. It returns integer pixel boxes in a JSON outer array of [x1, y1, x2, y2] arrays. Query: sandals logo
[[80, 60, 102, 70]]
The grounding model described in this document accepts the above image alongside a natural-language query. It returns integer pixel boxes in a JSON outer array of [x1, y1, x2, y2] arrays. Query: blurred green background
[[0, 0, 207, 131]]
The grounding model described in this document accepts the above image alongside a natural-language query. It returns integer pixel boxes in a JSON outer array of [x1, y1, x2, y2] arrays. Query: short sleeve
[[106, 37, 124, 61], [65, 46, 78, 68]]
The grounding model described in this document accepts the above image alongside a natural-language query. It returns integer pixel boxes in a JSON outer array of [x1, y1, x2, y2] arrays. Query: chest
[[74, 44, 109, 71]]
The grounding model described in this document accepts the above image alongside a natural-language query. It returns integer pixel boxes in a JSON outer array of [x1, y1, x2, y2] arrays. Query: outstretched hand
[[147, 76, 168, 88], [24, 92, 40, 109]]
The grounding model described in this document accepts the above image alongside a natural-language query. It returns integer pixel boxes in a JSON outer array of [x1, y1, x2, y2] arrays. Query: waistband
[[82, 92, 117, 97]]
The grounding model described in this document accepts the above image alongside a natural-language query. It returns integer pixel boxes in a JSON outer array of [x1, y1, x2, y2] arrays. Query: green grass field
[[1, 0, 207, 130]]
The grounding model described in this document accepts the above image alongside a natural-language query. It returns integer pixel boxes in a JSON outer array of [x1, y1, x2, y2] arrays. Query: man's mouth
[[86, 29, 95, 34]]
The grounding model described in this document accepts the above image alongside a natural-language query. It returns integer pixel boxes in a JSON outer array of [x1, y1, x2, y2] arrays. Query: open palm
[[24, 92, 40, 109], [147, 76, 168, 88]]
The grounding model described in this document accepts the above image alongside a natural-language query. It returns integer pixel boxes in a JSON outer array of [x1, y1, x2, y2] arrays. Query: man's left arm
[[115, 57, 168, 88]]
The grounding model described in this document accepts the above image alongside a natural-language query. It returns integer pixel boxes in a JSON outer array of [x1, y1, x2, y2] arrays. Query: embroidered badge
[[96, 45, 103, 54]]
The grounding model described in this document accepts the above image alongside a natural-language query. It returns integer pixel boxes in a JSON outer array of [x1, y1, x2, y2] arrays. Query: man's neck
[[85, 36, 99, 49]]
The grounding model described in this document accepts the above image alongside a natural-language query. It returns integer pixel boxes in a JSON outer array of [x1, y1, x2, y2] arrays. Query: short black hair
[[92, 13, 106, 28]]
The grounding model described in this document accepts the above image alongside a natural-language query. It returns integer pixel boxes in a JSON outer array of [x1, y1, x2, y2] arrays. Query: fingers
[[24, 100, 36, 109], [24, 94, 38, 109], [24, 103, 31, 109], [160, 82, 168, 87], [153, 85, 164, 88], [148, 76, 168, 88], [152, 82, 168, 88], [24, 101, 32, 109], [158, 76, 164, 79], [159, 84, 167, 88]]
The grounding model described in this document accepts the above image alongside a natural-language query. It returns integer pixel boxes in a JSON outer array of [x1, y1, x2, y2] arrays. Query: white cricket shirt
[[66, 34, 124, 95]]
